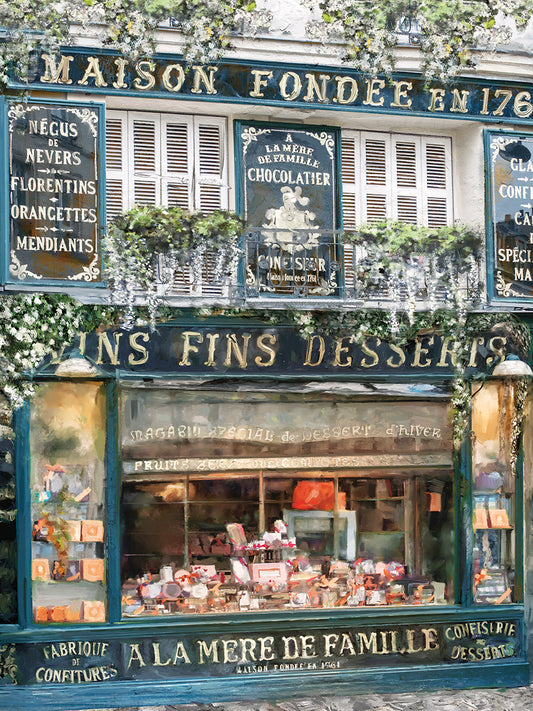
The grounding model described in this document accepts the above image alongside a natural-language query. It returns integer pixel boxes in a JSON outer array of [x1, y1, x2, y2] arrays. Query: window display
[[472, 381, 518, 605], [30, 382, 107, 624], [120, 387, 454, 616]]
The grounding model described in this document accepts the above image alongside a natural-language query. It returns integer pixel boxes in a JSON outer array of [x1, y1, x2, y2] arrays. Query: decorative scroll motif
[[9, 252, 43, 280], [0, 644, 17, 685], [495, 270, 522, 298], [68, 254, 101, 282], [306, 130, 335, 161], [8, 103, 98, 136], [241, 126, 271, 156]]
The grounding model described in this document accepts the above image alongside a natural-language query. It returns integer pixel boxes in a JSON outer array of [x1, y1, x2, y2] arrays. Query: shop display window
[[120, 387, 455, 616], [472, 381, 519, 605], [30, 382, 107, 624]]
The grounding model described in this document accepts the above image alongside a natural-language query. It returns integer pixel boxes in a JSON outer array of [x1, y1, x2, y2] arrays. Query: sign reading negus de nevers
[[488, 132, 533, 301], [8, 102, 102, 283], [240, 123, 338, 295]]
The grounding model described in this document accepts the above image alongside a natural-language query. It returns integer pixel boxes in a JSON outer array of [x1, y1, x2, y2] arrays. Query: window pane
[[30, 382, 107, 624], [120, 388, 454, 616], [472, 381, 517, 604]]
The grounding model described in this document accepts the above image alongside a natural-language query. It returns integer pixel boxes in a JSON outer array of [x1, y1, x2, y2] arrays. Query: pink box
[[250, 562, 287, 585]]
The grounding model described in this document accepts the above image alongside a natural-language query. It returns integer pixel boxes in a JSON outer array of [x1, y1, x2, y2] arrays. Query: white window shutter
[[422, 138, 453, 226], [393, 136, 420, 225], [105, 111, 128, 221], [162, 114, 194, 210], [361, 132, 390, 223], [340, 134, 359, 229], [129, 113, 161, 206], [194, 117, 228, 212]]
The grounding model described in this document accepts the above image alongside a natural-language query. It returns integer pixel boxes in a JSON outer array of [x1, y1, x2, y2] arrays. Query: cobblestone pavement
[[78, 685, 533, 711]]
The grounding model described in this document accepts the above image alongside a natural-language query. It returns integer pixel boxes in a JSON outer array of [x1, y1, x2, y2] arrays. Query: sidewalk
[[80, 685, 533, 711]]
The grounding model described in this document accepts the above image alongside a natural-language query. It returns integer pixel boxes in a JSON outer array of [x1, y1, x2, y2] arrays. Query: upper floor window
[[341, 131, 453, 228], [105, 111, 228, 221]]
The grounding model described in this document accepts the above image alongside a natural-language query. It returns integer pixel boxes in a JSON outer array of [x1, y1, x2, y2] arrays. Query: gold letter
[[411, 335, 434, 367], [391, 80, 413, 108], [428, 88, 446, 112], [363, 78, 385, 107], [303, 335, 325, 366], [250, 69, 273, 98], [360, 338, 380, 368], [40, 54, 73, 84], [191, 66, 218, 95], [162, 63, 186, 92], [113, 58, 128, 89], [304, 73, 331, 103], [224, 333, 251, 368], [128, 332, 149, 366], [180, 331, 203, 366], [279, 72, 302, 101], [97, 332, 122, 365], [450, 89, 470, 113], [335, 76, 358, 104], [333, 336, 354, 367], [78, 56, 108, 87], [134, 60, 156, 91], [255, 333, 277, 367]]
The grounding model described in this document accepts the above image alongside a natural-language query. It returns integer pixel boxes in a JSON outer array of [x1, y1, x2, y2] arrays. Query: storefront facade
[[1, 26, 533, 710]]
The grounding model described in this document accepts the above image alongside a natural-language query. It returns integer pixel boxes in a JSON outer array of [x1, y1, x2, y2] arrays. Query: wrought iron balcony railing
[[155, 228, 481, 311]]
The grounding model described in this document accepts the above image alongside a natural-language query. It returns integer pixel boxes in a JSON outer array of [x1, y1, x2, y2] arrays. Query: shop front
[[0, 319, 528, 709]]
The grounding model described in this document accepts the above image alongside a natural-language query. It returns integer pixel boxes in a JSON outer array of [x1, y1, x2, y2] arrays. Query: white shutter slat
[[130, 113, 160, 206], [105, 112, 128, 221], [195, 118, 227, 212], [423, 138, 452, 226], [393, 137, 419, 224], [341, 135, 358, 229], [361, 133, 390, 223], [163, 115, 193, 210]]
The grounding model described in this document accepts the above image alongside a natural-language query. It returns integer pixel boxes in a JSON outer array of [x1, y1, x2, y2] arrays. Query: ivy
[[104, 205, 244, 328]]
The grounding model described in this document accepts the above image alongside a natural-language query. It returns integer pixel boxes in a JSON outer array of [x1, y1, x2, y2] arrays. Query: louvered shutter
[[162, 114, 194, 210], [105, 111, 128, 221], [129, 112, 161, 206], [393, 137, 420, 224], [194, 117, 228, 212], [340, 134, 359, 229], [422, 138, 452, 226], [361, 132, 390, 223]]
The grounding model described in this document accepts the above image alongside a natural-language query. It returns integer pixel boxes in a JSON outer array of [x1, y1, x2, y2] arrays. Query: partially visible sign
[[8, 101, 102, 283], [239, 123, 338, 296], [488, 132, 533, 301]]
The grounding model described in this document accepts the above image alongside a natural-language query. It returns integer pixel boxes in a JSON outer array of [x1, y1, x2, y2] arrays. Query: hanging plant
[[104, 205, 244, 328], [0, 0, 271, 92], [303, 0, 531, 82]]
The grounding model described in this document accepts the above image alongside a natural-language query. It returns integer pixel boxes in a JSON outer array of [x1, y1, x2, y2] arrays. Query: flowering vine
[[303, 0, 532, 82]]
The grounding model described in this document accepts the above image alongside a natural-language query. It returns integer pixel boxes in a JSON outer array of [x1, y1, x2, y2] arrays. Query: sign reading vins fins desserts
[[239, 122, 338, 296], [8, 101, 102, 283], [488, 131, 533, 301]]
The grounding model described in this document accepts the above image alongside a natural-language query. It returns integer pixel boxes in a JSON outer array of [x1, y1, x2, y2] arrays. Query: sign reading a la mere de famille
[[8, 101, 102, 284]]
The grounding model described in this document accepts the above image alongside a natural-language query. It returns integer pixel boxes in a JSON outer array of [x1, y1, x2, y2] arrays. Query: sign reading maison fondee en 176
[[488, 132, 533, 301], [19, 50, 533, 123], [239, 123, 338, 295], [8, 101, 102, 284], [1, 618, 522, 686]]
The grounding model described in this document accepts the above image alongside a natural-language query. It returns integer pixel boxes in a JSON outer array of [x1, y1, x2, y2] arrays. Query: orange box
[[81, 558, 104, 582], [48, 606, 68, 622], [473, 508, 489, 529], [34, 606, 49, 623], [32, 559, 50, 580], [82, 600, 106, 622], [489, 509, 511, 529], [81, 520, 104, 542], [65, 604, 81, 622], [66, 520, 82, 542]]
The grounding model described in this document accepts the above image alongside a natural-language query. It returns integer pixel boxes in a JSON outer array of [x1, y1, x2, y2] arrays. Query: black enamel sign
[[8, 102, 102, 284], [488, 132, 533, 301], [239, 123, 339, 296]]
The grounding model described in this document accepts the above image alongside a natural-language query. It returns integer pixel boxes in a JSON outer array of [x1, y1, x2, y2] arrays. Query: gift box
[[81, 600, 106, 622], [81, 520, 104, 542], [250, 562, 287, 585], [32, 558, 50, 580], [66, 520, 82, 542], [65, 604, 81, 622], [488, 509, 511, 529], [34, 606, 49, 623], [48, 606, 68, 622], [81, 558, 104, 582]]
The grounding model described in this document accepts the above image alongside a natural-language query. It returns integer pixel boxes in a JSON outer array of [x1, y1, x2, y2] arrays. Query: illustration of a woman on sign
[[262, 186, 320, 253]]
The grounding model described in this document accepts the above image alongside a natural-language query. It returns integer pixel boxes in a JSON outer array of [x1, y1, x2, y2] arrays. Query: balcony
[[155, 228, 481, 312]]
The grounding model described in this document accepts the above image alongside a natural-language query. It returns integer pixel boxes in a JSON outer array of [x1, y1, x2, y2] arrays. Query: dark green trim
[[14, 402, 31, 629]]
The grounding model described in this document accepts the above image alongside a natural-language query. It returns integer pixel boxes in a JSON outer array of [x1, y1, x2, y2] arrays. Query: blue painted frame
[[2, 97, 107, 288]]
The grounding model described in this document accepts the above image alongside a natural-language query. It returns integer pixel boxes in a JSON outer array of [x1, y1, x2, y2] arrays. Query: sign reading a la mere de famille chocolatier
[[239, 123, 338, 296], [488, 132, 533, 302], [7, 102, 102, 284]]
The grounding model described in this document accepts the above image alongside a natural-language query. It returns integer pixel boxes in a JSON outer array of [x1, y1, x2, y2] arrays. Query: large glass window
[[472, 380, 519, 605], [30, 382, 107, 624], [120, 387, 454, 616]]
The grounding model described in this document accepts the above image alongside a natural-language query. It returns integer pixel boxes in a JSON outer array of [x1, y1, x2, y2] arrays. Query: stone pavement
[[79, 685, 533, 711]]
